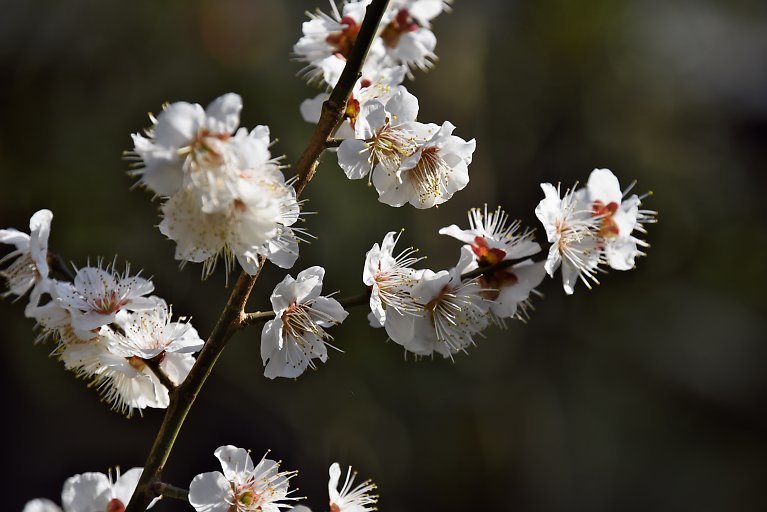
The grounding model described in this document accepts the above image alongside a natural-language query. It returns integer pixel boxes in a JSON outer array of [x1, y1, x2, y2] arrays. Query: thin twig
[[124, 3, 391, 510], [49, 252, 76, 281], [325, 138, 344, 148], [152, 481, 189, 502], [239, 310, 276, 328], [460, 259, 516, 280], [144, 358, 177, 394]]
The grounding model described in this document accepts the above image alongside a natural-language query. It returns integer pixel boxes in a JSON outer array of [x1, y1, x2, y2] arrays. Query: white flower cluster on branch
[[129, 94, 306, 278], [1, 211, 204, 418], [297, 0, 475, 209], [3, 0, 659, 509]]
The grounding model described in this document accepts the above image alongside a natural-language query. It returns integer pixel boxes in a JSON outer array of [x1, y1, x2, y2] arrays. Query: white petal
[[205, 93, 242, 133], [338, 139, 372, 180], [189, 471, 233, 512], [22, 499, 62, 512], [61, 472, 110, 512], [215, 445, 255, 481], [111, 468, 143, 505]]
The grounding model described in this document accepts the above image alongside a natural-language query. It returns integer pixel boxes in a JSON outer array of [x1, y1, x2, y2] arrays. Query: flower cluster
[[1, 210, 204, 417], [536, 168, 656, 294], [365, 214, 544, 359], [363, 168, 654, 357], [129, 93, 305, 278], [189, 446, 377, 512], [297, 0, 474, 209], [23, 467, 151, 512]]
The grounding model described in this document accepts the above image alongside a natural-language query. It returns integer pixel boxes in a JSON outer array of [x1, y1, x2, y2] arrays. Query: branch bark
[[125, 2, 390, 510]]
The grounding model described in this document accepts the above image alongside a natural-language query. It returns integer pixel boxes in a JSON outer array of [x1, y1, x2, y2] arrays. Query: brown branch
[[460, 259, 516, 280], [125, 2, 391, 510], [144, 357, 177, 394], [239, 310, 276, 329], [152, 481, 189, 502]]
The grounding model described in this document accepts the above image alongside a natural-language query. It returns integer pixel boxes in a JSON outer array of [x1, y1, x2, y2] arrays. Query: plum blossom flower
[[158, 175, 284, 278], [378, 6, 438, 74], [261, 266, 348, 379], [189, 445, 297, 512], [337, 88, 420, 181], [385, 248, 489, 357], [363, 230, 422, 325], [373, 121, 475, 209], [54, 262, 156, 331], [328, 462, 378, 512], [86, 299, 201, 416], [129, 93, 243, 199], [299, 66, 407, 140], [439, 205, 541, 264], [24, 467, 153, 512], [535, 182, 603, 294], [578, 168, 656, 271], [293, 0, 386, 86], [440, 206, 545, 320], [0, 209, 53, 312]]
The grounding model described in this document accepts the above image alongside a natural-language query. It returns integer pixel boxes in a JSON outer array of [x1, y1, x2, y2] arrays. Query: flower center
[[326, 15, 360, 59], [282, 301, 322, 342], [330, 503, 342, 512], [470, 237, 506, 267], [91, 290, 128, 315], [106, 498, 125, 512], [380, 9, 419, 48], [405, 146, 448, 203], [369, 123, 412, 172], [180, 128, 231, 168], [592, 200, 620, 238]]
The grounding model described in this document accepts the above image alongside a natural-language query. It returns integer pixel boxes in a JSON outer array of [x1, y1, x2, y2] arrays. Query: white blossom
[[189, 445, 297, 512], [159, 177, 283, 278], [261, 266, 348, 379], [385, 248, 489, 357], [363, 230, 422, 325], [300, 66, 407, 141], [328, 462, 378, 512], [440, 206, 545, 320], [578, 168, 655, 271], [535, 182, 603, 294], [373, 121, 475, 208], [54, 262, 156, 331], [24, 467, 153, 512], [0, 209, 53, 313], [337, 88, 420, 181], [293, 0, 385, 86], [129, 93, 243, 199], [378, 6, 438, 74]]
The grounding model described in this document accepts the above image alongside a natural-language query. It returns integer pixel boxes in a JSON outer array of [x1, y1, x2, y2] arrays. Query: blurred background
[[2, 0, 767, 510]]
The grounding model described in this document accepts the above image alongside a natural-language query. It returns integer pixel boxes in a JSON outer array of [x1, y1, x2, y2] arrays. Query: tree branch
[[460, 259, 516, 280], [152, 481, 189, 502], [125, 2, 391, 510], [144, 357, 177, 394]]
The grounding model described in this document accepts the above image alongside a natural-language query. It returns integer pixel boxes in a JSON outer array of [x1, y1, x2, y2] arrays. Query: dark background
[[2, 0, 767, 510]]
